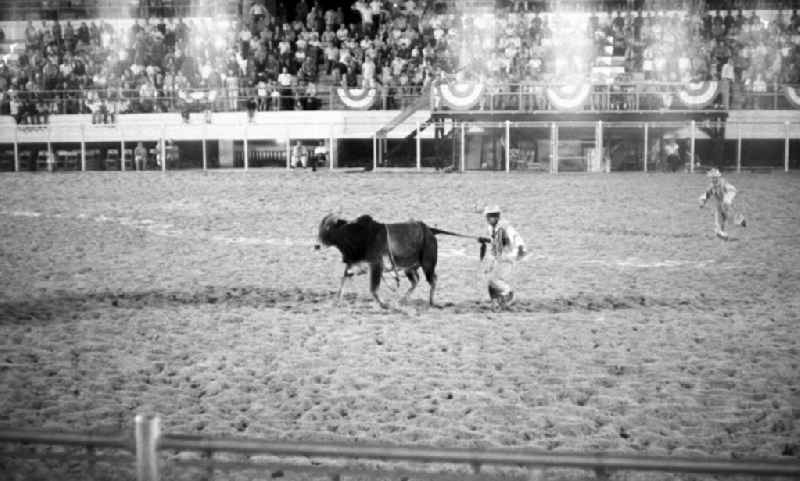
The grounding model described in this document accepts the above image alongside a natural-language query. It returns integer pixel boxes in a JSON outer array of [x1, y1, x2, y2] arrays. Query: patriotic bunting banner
[[545, 83, 592, 110], [437, 81, 484, 110], [783, 85, 800, 109], [677, 81, 719, 108], [336, 87, 377, 110]]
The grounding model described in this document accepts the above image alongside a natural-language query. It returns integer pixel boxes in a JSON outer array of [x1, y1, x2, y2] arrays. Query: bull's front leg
[[336, 265, 354, 305], [369, 263, 389, 309]]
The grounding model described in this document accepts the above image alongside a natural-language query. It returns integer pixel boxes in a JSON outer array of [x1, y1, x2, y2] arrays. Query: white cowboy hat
[[707, 168, 722, 178], [483, 205, 501, 215]]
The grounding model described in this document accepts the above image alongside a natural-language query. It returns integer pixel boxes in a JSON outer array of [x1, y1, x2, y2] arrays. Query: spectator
[[277, 66, 293, 109], [720, 58, 734, 109], [134, 142, 147, 170], [291, 141, 306, 168]]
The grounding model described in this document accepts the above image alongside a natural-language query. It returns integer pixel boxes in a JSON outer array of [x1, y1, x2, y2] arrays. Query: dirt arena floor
[[0, 170, 798, 479]]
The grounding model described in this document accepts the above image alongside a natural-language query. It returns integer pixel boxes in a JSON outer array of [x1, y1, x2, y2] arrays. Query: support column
[[120, 127, 125, 172], [160, 124, 166, 172], [736, 123, 742, 173], [202, 125, 207, 171], [13, 126, 19, 172], [551, 122, 559, 174], [785, 121, 790, 172], [329, 126, 335, 169], [689, 120, 696, 173], [243, 125, 249, 170], [504, 120, 510, 172], [459, 122, 465, 172], [372, 133, 377, 171], [596, 120, 604, 173], [286, 136, 292, 170], [47, 140, 53, 173], [80, 125, 86, 171], [416, 120, 421, 171], [47, 126, 53, 172], [286, 136, 295, 170], [643, 122, 648, 172]]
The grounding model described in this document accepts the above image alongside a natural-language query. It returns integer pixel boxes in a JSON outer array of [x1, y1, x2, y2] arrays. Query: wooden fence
[[1, 414, 799, 480]]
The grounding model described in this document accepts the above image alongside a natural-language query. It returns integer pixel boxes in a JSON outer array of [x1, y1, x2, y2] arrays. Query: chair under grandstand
[[123, 149, 135, 170], [65, 150, 79, 170], [55, 150, 79, 170], [18, 151, 32, 171], [35, 150, 51, 171], [148, 148, 159, 169], [0, 150, 13, 172], [105, 149, 120, 170]]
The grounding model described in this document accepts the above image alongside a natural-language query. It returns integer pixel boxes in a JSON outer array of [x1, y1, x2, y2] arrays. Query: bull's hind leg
[[424, 269, 438, 307], [400, 269, 420, 303], [369, 263, 389, 309]]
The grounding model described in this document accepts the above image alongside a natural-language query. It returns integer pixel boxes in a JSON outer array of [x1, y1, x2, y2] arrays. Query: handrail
[[0, 428, 131, 450], [0, 425, 798, 478], [159, 434, 800, 476]]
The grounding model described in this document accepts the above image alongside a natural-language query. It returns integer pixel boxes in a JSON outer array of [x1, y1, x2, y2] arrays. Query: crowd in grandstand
[[0, 1, 798, 122]]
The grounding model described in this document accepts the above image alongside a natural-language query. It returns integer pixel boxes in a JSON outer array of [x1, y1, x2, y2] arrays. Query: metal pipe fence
[[1, 415, 799, 481]]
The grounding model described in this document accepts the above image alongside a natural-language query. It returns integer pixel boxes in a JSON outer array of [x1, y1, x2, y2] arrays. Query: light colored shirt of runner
[[487, 218, 526, 261], [700, 175, 737, 207]]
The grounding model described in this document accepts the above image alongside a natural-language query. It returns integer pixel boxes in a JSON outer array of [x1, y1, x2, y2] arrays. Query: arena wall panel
[[725, 111, 800, 139], [1, 111, 420, 144]]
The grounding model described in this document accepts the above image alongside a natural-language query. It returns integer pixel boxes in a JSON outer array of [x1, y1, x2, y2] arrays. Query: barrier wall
[[0, 112, 798, 173]]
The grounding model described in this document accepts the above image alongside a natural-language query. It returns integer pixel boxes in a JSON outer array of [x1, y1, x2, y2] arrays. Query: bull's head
[[315, 213, 348, 250]]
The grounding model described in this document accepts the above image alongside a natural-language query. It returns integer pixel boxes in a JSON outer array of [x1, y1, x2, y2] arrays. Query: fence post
[[243, 125, 249, 170], [160, 124, 166, 172], [416, 120, 421, 171], [202, 124, 207, 171], [372, 133, 377, 170], [459, 122, 465, 172], [135, 414, 161, 481], [736, 122, 742, 173], [13, 126, 19, 172], [643, 122, 648, 172], [785, 121, 790, 172], [505, 120, 510, 172], [689, 120, 696, 173], [80, 124, 86, 171]]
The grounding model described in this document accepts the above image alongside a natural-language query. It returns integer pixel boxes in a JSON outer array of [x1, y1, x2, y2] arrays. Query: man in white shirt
[[478, 206, 527, 308], [719, 59, 735, 109]]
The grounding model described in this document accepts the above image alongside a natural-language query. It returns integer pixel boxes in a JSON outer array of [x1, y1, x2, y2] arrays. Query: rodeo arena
[[2, 0, 800, 479]]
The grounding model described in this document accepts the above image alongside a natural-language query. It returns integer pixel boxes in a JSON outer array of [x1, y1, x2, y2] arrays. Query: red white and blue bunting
[[437, 81, 484, 110], [783, 85, 800, 109], [336, 87, 377, 110], [545, 83, 592, 110], [677, 81, 719, 108]]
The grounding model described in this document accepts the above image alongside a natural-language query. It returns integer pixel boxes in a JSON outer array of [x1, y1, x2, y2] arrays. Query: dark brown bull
[[315, 213, 445, 308]]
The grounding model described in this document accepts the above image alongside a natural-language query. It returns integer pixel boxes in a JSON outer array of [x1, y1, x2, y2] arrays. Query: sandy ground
[[0, 170, 798, 479]]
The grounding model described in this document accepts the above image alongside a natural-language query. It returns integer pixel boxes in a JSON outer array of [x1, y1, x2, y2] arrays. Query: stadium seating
[[0, 1, 797, 119]]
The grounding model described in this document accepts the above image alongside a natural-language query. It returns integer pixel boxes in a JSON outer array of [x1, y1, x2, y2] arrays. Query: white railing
[[1, 414, 799, 481]]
